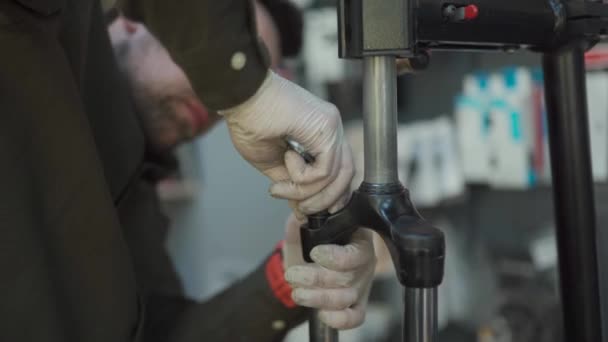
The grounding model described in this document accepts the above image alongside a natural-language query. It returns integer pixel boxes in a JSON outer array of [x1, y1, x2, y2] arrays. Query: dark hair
[[258, 0, 304, 58]]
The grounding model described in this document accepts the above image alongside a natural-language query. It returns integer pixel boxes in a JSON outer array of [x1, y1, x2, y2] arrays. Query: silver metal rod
[[404, 287, 438, 342], [310, 310, 338, 342], [363, 56, 399, 184], [285, 138, 339, 341]]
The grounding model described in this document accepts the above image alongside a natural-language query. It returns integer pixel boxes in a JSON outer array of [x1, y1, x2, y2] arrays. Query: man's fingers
[[270, 146, 342, 200], [318, 278, 373, 330], [283, 213, 307, 267], [309, 230, 375, 271], [283, 149, 309, 183], [292, 288, 358, 310], [329, 192, 351, 214], [319, 305, 366, 330], [263, 164, 291, 183], [285, 103, 342, 184], [289, 201, 306, 220], [285, 265, 355, 289], [284, 214, 304, 245], [287, 141, 340, 185], [297, 143, 354, 214]]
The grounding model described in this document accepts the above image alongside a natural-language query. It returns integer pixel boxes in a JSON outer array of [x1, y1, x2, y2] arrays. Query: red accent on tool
[[265, 243, 297, 309], [464, 4, 479, 20]]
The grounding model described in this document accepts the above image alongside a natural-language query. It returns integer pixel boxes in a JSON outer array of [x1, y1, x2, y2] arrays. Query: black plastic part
[[543, 44, 603, 342], [300, 211, 335, 263], [307, 211, 330, 229], [339, 0, 608, 57], [300, 183, 445, 288], [417, 0, 563, 51], [557, 1, 608, 51]]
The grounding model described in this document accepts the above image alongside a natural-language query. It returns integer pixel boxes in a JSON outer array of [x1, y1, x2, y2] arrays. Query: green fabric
[[119, 0, 270, 111], [0, 1, 140, 341], [0, 1, 298, 341], [101, 0, 116, 11]]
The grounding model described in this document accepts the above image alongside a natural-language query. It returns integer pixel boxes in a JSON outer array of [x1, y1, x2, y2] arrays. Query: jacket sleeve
[[117, 0, 269, 111], [145, 249, 308, 342]]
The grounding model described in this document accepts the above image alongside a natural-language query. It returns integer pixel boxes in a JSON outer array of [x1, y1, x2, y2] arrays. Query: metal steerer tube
[[542, 44, 603, 342], [363, 56, 399, 184], [309, 311, 338, 342], [404, 288, 438, 342], [363, 56, 438, 342]]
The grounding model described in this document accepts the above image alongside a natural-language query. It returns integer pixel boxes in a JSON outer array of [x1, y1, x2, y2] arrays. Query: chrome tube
[[310, 310, 338, 342], [404, 287, 438, 342], [363, 56, 399, 184]]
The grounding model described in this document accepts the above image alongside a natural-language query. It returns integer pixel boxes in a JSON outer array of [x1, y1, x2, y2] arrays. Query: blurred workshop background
[[156, 1, 608, 341]]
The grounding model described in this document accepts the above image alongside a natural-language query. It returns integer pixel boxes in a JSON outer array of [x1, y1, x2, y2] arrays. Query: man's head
[[108, 0, 303, 151]]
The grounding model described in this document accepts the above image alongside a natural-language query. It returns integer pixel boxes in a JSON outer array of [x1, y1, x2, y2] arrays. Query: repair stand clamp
[[299, 0, 608, 341]]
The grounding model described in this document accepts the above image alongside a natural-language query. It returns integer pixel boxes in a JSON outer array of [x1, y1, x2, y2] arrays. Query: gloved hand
[[282, 214, 376, 330], [220, 72, 354, 218]]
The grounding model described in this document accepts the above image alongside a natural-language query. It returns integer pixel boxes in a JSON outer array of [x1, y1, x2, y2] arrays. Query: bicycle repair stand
[[299, 0, 608, 341]]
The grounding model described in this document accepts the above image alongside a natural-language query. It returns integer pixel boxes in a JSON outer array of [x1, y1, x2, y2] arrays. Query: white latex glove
[[282, 214, 376, 330], [220, 72, 354, 218]]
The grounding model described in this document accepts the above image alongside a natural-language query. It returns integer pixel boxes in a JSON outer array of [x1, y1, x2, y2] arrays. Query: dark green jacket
[[0, 0, 304, 341], [119, 0, 269, 111]]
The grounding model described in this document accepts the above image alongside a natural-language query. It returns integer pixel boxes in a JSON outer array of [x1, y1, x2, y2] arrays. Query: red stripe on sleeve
[[265, 247, 297, 309]]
